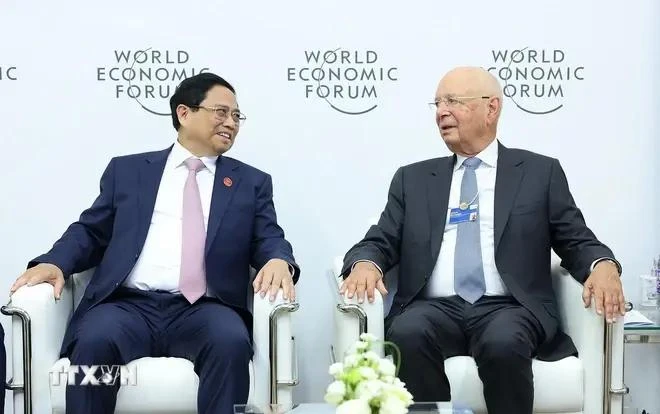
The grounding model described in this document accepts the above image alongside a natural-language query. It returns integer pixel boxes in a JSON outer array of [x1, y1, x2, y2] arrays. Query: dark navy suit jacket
[[28, 146, 300, 356]]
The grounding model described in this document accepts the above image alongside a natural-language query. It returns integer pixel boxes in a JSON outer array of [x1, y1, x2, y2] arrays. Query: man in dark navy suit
[[10, 73, 300, 414]]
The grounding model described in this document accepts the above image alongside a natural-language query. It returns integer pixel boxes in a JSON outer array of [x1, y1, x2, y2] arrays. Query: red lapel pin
[[223, 177, 233, 187]]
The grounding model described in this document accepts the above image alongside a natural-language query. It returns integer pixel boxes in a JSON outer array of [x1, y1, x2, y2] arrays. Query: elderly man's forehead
[[436, 78, 475, 96], [438, 76, 500, 98]]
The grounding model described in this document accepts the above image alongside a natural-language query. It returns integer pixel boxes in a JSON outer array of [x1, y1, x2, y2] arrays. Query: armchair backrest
[[381, 265, 399, 317], [71, 269, 95, 310]]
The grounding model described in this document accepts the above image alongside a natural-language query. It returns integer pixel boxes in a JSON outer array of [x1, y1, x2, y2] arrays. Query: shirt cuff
[[590, 257, 622, 275], [351, 260, 383, 276], [288, 263, 295, 276]]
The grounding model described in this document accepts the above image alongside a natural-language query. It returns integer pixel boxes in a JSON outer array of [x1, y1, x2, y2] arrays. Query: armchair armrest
[[552, 263, 603, 360], [2, 280, 75, 413], [251, 289, 299, 405], [330, 256, 386, 360], [552, 260, 625, 414]]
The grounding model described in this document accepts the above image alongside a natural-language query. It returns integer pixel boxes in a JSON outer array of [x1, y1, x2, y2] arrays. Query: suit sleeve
[[250, 173, 300, 284], [28, 158, 117, 278], [341, 167, 405, 278], [548, 158, 620, 283]]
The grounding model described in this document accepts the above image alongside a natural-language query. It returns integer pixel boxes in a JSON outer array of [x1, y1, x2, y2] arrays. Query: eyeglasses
[[189, 105, 247, 125], [428, 96, 491, 109]]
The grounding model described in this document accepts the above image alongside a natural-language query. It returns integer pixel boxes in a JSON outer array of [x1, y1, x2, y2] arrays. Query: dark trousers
[[65, 288, 252, 414], [385, 295, 544, 414]]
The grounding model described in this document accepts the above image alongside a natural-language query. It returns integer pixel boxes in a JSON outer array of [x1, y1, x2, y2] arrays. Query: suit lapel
[[428, 156, 455, 264], [494, 143, 524, 252], [136, 147, 171, 253], [205, 157, 241, 255]]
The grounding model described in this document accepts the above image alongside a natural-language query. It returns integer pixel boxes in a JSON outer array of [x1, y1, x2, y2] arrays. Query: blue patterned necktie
[[454, 157, 485, 304]]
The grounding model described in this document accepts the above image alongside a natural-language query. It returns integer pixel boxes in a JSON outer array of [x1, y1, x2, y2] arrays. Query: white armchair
[[331, 254, 627, 414], [2, 268, 299, 414]]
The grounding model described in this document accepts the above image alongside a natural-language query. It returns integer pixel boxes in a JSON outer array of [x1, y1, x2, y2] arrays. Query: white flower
[[392, 377, 405, 388], [336, 398, 371, 414], [377, 358, 396, 377], [384, 380, 414, 404], [326, 335, 413, 414], [329, 362, 344, 377], [380, 394, 409, 414], [363, 351, 381, 363], [354, 379, 383, 400], [377, 378, 412, 403], [344, 354, 359, 368], [360, 332, 378, 342], [324, 380, 346, 405], [358, 366, 378, 380]]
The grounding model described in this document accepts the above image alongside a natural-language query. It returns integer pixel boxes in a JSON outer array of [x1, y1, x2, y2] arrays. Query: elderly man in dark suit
[[339, 66, 624, 414]]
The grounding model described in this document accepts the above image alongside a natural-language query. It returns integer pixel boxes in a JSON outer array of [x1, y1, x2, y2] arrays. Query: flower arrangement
[[324, 333, 414, 414]]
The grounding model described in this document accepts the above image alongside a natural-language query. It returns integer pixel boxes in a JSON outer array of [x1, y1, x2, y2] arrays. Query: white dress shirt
[[425, 138, 509, 297], [123, 141, 218, 293]]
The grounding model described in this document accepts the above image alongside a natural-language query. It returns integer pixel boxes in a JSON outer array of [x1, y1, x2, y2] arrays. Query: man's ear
[[176, 104, 191, 127]]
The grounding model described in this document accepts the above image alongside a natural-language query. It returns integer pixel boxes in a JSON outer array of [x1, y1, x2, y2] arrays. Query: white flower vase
[[325, 333, 413, 414]]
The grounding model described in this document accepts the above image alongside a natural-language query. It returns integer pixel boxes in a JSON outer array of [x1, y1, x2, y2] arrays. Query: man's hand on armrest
[[10, 263, 65, 299], [582, 259, 625, 323], [339, 261, 387, 304], [253, 258, 296, 303]]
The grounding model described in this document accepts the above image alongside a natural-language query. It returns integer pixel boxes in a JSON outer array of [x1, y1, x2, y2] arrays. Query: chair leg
[[2, 304, 33, 414], [603, 303, 631, 414], [268, 302, 299, 404]]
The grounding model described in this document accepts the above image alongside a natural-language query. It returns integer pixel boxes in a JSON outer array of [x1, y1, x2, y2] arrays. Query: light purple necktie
[[179, 157, 207, 304]]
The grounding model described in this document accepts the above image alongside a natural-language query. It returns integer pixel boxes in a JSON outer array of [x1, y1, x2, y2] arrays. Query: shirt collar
[[453, 138, 499, 171], [170, 140, 218, 174]]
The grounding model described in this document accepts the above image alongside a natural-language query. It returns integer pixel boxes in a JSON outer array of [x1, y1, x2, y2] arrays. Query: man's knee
[[386, 317, 430, 352], [70, 324, 124, 362], [202, 325, 252, 360], [476, 334, 534, 364]]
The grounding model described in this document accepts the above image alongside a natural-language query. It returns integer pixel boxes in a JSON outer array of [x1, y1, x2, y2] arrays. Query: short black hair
[[169, 72, 236, 130]]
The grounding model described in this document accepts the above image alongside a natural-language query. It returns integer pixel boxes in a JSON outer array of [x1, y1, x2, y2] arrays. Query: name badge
[[448, 204, 478, 224]]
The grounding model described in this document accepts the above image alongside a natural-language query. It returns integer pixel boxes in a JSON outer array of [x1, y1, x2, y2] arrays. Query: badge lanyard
[[459, 190, 480, 210]]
